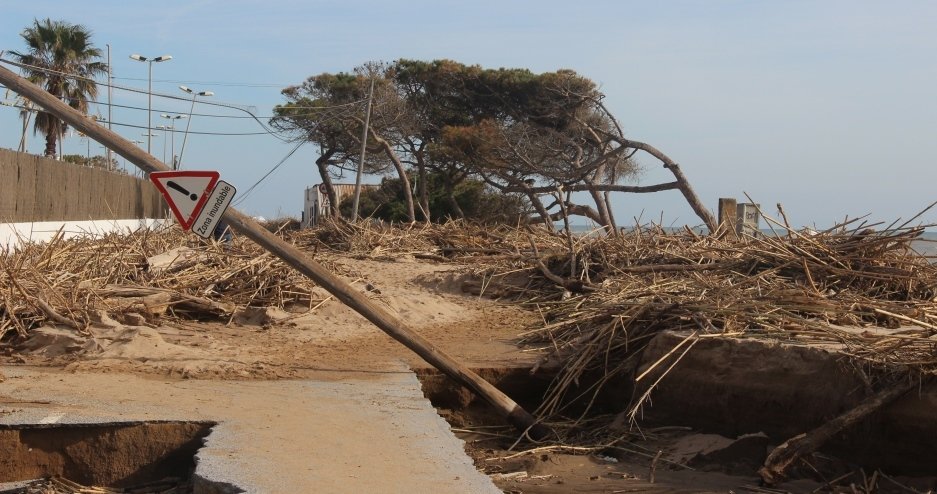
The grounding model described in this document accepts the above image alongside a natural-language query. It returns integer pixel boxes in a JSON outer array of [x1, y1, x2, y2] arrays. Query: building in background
[[302, 183, 380, 227]]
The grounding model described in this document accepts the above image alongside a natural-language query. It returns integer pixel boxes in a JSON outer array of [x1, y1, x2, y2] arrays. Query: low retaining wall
[[0, 219, 170, 250]]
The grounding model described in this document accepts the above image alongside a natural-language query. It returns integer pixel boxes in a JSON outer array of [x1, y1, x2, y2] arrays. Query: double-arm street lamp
[[129, 53, 172, 154], [177, 85, 213, 169]]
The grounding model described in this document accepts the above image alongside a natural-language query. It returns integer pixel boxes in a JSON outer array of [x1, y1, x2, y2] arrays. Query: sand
[[5, 251, 935, 492]]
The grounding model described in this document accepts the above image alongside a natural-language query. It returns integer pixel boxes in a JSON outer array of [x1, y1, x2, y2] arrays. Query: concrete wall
[[0, 148, 165, 223], [0, 149, 169, 249]]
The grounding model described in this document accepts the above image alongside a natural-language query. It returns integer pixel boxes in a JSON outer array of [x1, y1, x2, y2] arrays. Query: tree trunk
[[604, 191, 619, 233], [416, 153, 430, 222], [374, 135, 415, 222], [447, 188, 464, 219], [615, 138, 717, 232], [441, 173, 465, 219], [759, 380, 916, 485], [586, 162, 614, 235], [516, 182, 554, 232], [44, 129, 57, 157], [585, 181, 613, 235], [315, 150, 340, 219]]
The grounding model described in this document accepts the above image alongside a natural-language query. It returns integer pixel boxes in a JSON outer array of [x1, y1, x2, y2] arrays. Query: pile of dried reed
[[0, 225, 338, 338], [4, 217, 935, 406], [494, 221, 937, 420], [288, 218, 937, 421]]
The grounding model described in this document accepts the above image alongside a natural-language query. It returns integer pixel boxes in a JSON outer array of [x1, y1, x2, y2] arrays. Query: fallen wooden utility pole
[[0, 63, 547, 438]]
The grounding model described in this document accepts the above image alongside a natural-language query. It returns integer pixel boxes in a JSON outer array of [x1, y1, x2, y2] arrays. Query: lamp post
[[140, 132, 159, 169], [156, 124, 172, 164], [130, 140, 145, 175], [161, 113, 186, 169], [129, 53, 172, 155], [177, 85, 213, 169]]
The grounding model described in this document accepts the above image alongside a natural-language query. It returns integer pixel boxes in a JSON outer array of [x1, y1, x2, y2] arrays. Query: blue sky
[[2, 1, 937, 228]]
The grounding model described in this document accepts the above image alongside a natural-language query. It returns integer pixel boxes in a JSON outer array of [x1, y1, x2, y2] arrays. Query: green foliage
[[339, 172, 526, 224], [10, 19, 107, 157], [62, 154, 119, 170], [278, 58, 638, 227]]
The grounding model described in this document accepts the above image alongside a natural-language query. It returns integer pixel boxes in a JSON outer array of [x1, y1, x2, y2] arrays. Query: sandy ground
[[1, 254, 541, 493], [7, 253, 933, 493], [0, 365, 500, 493], [5, 255, 540, 378]]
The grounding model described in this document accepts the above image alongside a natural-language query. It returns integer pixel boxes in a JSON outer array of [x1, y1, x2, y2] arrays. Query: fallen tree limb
[[33, 296, 84, 332], [97, 285, 234, 316], [504, 181, 681, 194], [758, 379, 917, 485], [527, 238, 598, 293]]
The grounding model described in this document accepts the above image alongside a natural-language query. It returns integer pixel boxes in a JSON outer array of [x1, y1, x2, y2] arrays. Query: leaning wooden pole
[[0, 63, 547, 438]]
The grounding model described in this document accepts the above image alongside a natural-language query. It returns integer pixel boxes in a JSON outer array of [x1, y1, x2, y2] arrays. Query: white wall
[[0, 218, 171, 251]]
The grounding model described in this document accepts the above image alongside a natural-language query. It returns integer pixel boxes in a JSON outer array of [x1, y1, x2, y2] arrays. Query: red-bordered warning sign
[[149, 170, 220, 230]]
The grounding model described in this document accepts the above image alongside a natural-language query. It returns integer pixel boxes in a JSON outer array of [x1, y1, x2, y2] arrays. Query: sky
[[2, 0, 937, 229]]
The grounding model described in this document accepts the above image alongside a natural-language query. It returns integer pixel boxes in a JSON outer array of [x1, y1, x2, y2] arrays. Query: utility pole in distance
[[350, 75, 375, 221], [106, 44, 113, 170]]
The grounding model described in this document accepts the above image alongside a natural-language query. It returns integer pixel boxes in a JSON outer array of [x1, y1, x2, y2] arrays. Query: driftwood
[[758, 380, 917, 485], [34, 296, 85, 331], [98, 285, 234, 317]]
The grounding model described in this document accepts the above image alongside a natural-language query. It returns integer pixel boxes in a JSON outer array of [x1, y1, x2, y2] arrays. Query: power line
[[0, 99, 284, 136], [105, 120, 281, 136], [112, 76, 285, 88], [2, 99, 284, 137], [0, 58, 365, 113], [233, 140, 306, 206], [0, 58, 363, 142]]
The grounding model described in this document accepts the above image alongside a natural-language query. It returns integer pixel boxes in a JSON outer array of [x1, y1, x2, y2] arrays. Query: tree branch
[[504, 182, 681, 194]]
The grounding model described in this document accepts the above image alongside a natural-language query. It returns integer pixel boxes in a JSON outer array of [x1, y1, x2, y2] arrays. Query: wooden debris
[[98, 285, 234, 317], [0, 226, 334, 336], [757, 379, 917, 485]]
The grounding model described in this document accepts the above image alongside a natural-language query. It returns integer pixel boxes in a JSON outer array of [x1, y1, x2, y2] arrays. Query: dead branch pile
[[0, 225, 338, 337], [293, 219, 937, 416], [4, 218, 936, 403], [497, 223, 937, 418]]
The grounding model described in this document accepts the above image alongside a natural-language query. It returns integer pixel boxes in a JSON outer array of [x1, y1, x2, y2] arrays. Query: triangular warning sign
[[150, 170, 220, 230]]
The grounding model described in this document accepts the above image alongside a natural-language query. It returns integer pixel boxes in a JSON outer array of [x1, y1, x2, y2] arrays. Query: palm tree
[[9, 19, 107, 157]]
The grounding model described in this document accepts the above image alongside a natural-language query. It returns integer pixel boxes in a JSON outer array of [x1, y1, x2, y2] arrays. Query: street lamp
[[129, 53, 172, 155], [177, 85, 213, 169], [141, 131, 157, 165], [131, 140, 145, 175], [161, 113, 187, 169], [156, 124, 172, 164]]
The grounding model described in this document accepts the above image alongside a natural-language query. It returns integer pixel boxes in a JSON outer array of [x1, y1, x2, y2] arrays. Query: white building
[[302, 183, 381, 227]]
